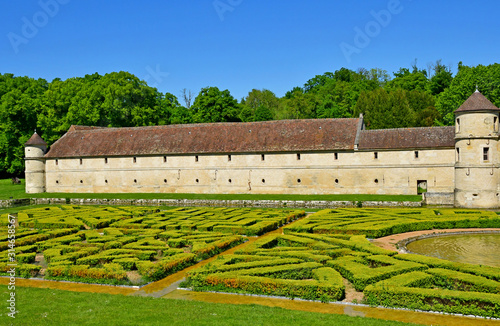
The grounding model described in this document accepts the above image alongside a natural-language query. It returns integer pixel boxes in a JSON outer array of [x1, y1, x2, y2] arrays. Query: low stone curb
[[0, 198, 30, 208], [25, 197, 423, 209]]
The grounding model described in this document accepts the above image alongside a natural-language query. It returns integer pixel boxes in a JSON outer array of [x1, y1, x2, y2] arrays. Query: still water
[[406, 233, 500, 268]]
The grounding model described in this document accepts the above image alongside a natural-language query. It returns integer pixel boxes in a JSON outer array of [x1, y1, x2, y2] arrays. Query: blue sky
[[1, 0, 499, 101]]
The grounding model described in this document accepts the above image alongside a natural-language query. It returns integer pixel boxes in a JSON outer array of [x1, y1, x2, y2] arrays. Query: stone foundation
[[423, 192, 454, 206]]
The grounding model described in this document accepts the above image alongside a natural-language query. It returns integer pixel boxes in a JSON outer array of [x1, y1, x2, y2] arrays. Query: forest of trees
[[1, 62, 500, 178]]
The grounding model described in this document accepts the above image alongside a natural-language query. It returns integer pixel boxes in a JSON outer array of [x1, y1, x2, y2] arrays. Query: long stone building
[[24, 91, 500, 208]]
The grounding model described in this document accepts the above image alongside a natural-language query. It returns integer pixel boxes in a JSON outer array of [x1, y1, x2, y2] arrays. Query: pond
[[405, 233, 500, 268]]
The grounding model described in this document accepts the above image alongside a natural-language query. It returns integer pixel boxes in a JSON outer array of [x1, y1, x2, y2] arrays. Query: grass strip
[[0, 179, 421, 201], [2, 286, 416, 326]]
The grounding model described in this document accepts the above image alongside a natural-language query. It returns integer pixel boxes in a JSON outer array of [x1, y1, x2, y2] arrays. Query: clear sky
[[1, 0, 499, 101]]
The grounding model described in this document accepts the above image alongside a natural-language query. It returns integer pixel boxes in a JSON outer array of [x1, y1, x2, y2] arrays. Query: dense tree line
[[1, 62, 499, 177]]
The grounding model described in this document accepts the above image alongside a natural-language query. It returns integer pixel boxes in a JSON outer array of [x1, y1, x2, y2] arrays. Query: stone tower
[[454, 90, 500, 208], [24, 132, 47, 193]]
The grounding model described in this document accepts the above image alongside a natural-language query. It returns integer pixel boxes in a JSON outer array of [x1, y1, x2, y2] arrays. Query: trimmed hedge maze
[[0, 206, 304, 285], [283, 208, 500, 238], [185, 208, 500, 318], [3, 206, 499, 317]]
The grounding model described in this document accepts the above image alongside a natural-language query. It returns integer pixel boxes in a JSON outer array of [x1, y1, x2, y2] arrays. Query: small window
[[456, 148, 460, 162], [163, 156, 167, 163], [133, 157, 137, 163], [228, 155, 232, 162], [374, 179, 379, 184], [195, 155, 199, 162], [495, 116, 499, 132], [297, 179, 301, 183], [164, 179, 167, 183], [134, 179, 137, 183], [456, 118, 460, 133], [335, 179, 339, 184], [261, 179, 265, 183], [483, 147, 489, 161], [105, 179, 108, 184], [297, 153, 301, 160], [414, 151, 419, 159], [55, 159, 58, 166], [228, 179, 232, 183], [195, 178, 199, 183], [80, 180, 83, 184], [374, 152, 378, 159], [104, 158, 108, 164], [79, 158, 83, 165], [261, 154, 265, 161], [56, 180, 59, 184], [334, 153, 338, 160]]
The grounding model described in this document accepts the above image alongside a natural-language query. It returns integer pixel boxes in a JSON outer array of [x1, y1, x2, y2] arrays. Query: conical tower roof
[[25, 132, 47, 146], [455, 90, 499, 113]]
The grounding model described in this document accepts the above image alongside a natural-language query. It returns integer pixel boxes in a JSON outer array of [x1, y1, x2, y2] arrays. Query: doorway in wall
[[417, 180, 427, 195]]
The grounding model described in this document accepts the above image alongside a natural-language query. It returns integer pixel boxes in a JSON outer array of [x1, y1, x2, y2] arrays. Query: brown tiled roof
[[358, 126, 455, 150], [455, 90, 499, 113], [45, 119, 361, 158], [25, 132, 47, 146]]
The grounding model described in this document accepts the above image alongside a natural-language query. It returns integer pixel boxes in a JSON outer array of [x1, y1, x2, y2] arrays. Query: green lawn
[[0, 179, 26, 200], [2, 286, 415, 326], [0, 179, 422, 202]]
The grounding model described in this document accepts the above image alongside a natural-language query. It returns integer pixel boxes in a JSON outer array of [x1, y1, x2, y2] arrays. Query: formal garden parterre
[[2, 206, 500, 318], [0, 205, 304, 285], [183, 208, 500, 318], [282, 208, 500, 237]]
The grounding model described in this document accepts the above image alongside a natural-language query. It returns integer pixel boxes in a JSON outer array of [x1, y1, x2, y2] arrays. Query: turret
[[454, 90, 500, 208], [24, 132, 47, 193]]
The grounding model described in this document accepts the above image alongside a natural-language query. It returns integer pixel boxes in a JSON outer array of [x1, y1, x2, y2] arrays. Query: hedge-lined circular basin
[[406, 233, 500, 267]]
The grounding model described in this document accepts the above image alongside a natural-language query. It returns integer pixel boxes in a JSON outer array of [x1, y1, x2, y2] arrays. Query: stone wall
[[43, 148, 455, 196], [0, 199, 31, 208], [423, 192, 454, 206], [29, 197, 422, 209], [30, 198, 68, 205]]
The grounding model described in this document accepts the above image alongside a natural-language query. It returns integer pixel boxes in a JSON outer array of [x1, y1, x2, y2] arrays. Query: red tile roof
[[358, 126, 455, 150], [45, 118, 361, 158], [25, 132, 47, 146], [455, 90, 499, 113]]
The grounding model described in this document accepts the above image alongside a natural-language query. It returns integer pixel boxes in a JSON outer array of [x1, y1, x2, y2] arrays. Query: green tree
[[0, 71, 185, 176], [406, 90, 440, 127], [386, 66, 428, 92], [38, 77, 86, 144], [240, 89, 280, 121], [191, 86, 241, 123], [428, 60, 453, 95], [67, 71, 163, 127], [303, 72, 334, 93], [0, 74, 47, 176], [436, 63, 500, 125], [354, 89, 416, 129], [280, 92, 318, 119], [254, 105, 273, 121], [284, 86, 304, 99]]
